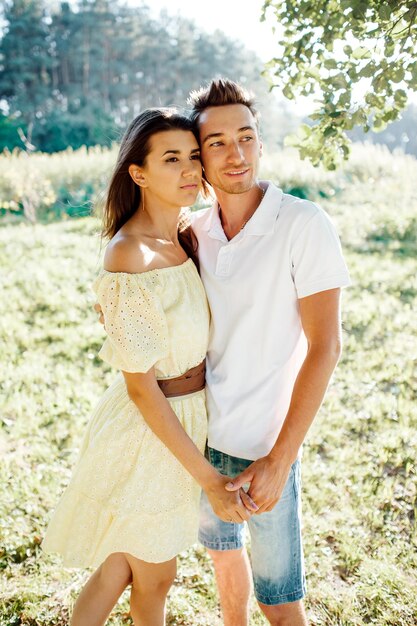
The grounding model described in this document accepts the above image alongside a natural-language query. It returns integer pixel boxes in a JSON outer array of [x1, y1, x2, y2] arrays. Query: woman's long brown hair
[[102, 108, 200, 268]]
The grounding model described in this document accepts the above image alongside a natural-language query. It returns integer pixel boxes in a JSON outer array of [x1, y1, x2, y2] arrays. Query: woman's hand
[[203, 473, 258, 523], [94, 303, 105, 326]]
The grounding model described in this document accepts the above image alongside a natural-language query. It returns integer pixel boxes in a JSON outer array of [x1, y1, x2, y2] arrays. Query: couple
[[42, 78, 351, 626]]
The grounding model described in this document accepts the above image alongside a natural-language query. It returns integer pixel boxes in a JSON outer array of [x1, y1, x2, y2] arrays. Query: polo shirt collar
[[204, 181, 283, 240], [205, 202, 228, 242]]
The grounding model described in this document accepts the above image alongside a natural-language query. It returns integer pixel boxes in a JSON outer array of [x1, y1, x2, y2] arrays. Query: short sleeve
[[93, 272, 169, 373], [291, 206, 351, 299]]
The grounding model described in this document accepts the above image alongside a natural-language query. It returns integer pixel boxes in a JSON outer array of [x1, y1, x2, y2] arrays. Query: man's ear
[[259, 140, 263, 157], [129, 164, 147, 187]]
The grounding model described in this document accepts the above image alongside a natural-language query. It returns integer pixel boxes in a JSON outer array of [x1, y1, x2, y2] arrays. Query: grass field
[[0, 146, 416, 625]]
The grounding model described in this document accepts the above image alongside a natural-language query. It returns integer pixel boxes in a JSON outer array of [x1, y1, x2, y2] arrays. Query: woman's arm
[[123, 369, 253, 523], [100, 237, 256, 520]]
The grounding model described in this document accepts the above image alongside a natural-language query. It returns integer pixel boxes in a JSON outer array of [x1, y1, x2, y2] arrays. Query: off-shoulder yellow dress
[[42, 259, 210, 566]]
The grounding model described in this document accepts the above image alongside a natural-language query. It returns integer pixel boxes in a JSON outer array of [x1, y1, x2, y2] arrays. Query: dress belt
[[157, 360, 206, 398]]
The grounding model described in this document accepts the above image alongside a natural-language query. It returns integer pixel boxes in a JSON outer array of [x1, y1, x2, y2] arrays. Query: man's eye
[[241, 136, 254, 142], [210, 141, 223, 147]]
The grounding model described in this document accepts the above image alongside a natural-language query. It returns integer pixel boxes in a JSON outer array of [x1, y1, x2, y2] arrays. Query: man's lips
[[224, 168, 250, 176]]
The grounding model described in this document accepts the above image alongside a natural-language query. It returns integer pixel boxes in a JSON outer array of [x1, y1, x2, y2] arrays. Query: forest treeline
[[1, 0, 417, 157], [0, 0, 288, 153]]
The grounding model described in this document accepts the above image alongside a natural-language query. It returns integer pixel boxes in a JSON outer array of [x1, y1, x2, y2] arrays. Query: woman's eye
[[191, 154, 201, 160], [241, 136, 254, 142], [166, 157, 178, 162]]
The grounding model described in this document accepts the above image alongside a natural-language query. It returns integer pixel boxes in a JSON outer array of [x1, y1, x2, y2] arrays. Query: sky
[[128, 0, 280, 62], [127, 0, 313, 113]]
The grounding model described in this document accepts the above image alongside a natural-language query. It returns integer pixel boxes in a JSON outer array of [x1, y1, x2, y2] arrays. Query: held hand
[[94, 303, 105, 327], [205, 474, 257, 523], [224, 456, 292, 514], [239, 489, 259, 513]]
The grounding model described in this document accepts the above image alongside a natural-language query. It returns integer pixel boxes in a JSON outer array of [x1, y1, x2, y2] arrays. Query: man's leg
[[199, 448, 253, 626], [207, 547, 251, 626], [248, 459, 307, 626], [258, 600, 307, 626]]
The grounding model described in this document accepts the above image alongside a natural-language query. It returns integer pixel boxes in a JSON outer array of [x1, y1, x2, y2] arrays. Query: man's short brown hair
[[188, 78, 259, 127]]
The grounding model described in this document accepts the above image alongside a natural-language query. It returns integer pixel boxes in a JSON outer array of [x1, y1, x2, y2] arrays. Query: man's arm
[[226, 287, 343, 513]]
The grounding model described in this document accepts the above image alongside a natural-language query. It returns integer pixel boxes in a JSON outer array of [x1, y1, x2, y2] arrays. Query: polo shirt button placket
[[215, 246, 233, 277]]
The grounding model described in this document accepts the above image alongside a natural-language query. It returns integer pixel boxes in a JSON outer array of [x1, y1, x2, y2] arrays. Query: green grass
[[0, 152, 416, 624]]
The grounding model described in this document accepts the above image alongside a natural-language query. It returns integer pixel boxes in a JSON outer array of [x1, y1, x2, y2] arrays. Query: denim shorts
[[199, 447, 306, 606]]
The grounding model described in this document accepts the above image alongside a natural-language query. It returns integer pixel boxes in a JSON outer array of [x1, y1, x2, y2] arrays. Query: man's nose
[[226, 141, 245, 163]]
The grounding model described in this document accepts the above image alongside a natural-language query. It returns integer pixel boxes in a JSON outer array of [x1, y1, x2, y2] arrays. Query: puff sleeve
[[93, 272, 169, 373]]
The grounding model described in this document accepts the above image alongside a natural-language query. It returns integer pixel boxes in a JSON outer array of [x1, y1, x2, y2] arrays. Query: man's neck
[[215, 184, 265, 240]]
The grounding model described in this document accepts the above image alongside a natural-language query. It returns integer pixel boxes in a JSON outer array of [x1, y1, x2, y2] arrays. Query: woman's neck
[[129, 198, 182, 245]]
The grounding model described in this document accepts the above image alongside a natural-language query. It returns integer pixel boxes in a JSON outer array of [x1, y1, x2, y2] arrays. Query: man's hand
[[205, 474, 258, 523], [224, 455, 292, 514], [94, 303, 105, 326]]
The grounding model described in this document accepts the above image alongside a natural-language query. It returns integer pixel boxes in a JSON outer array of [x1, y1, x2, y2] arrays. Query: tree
[[349, 102, 417, 156], [262, 0, 417, 168], [0, 0, 279, 152], [0, 0, 52, 146]]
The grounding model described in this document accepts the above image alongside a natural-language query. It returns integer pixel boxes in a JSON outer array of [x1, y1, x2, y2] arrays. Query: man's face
[[198, 104, 262, 195]]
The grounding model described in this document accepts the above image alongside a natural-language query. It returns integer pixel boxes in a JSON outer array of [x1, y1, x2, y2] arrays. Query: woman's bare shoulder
[[103, 233, 153, 274]]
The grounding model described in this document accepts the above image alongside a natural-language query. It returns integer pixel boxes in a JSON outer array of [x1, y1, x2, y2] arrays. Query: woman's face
[[137, 129, 202, 208]]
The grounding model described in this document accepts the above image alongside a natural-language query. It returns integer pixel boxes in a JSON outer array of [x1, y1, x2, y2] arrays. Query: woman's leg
[[70, 552, 132, 626], [125, 554, 177, 626]]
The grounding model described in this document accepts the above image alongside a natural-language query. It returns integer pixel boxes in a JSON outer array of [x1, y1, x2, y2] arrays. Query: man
[[186, 78, 351, 626]]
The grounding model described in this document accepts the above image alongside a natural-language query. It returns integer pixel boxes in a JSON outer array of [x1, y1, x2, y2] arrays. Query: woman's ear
[[129, 164, 147, 187]]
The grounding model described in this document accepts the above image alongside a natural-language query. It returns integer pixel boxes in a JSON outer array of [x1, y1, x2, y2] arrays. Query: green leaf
[[382, 109, 400, 123], [372, 73, 388, 92], [384, 42, 396, 58], [324, 59, 338, 70], [408, 61, 417, 79], [344, 116, 355, 131], [391, 67, 405, 83], [324, 126, 338, 138], [352, 46, 372, 60], [299, 123, 312, 138], [352, 109, 368, 126], [365, 92, 384, 108], [372, 117, 387, 132], [282, 84, 295, 100], [378, 5, 391, 21], [391, 19, 408, 37], [338, 91, 351, 107], [305, 66, 321, 80], [332, 73, 349, 89], [394, 89, 407, 105], [284, 133, 300, 147], [359, 63, 375, 78]]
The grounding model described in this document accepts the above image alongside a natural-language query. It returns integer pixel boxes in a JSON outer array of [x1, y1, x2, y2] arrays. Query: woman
[[42, 109, 252, 626]]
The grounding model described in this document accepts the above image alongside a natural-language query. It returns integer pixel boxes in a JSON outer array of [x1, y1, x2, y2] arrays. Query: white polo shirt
[[191, 182, 351, 460]]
